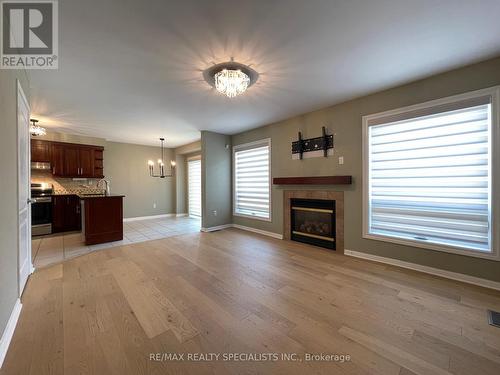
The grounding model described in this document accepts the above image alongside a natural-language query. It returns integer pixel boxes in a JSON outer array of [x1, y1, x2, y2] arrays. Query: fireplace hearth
[[291, 198, 335, 249]]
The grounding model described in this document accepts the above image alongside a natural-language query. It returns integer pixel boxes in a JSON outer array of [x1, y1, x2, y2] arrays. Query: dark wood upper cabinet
[[44, 141, 104, 178], [63, 146, 80, 177], [79, 148, 94, 178], [31, 139, 51, 162], [51, 144, 65, 176]]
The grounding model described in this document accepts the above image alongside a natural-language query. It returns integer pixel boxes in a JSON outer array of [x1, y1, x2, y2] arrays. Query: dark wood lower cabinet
[[52, 195, 81, 233], [82, 196, 124, 245]]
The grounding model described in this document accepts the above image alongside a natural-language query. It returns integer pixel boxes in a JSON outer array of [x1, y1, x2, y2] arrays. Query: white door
[[17, 80, 32, 296], [188, 158, 201, 218]]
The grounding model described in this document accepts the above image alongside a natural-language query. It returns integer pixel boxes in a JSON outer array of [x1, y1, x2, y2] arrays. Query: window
[[188, 157, 201, 218], [363, 88, 499, 259], [233, 139, 271, 220]]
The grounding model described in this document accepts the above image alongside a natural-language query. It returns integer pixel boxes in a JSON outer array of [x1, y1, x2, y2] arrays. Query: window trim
[[233, 138, 272, 222], [362, 86, 500, 261]]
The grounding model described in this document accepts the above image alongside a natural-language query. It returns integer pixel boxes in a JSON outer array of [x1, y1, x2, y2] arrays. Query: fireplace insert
[[290, 198, 335, 250]]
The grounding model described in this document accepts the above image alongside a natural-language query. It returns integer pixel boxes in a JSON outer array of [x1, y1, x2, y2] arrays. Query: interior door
[[17, 81, 32, 295], [188, 158, 202, 218]]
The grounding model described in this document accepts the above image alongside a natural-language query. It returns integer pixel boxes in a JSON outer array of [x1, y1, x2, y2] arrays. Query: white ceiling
[[31, 0, 500, 147]]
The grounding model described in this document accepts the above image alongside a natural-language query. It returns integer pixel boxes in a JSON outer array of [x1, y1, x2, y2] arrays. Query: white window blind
[[188, 159, 201, 218], [234, 140, 271, 220], [367, 102, 492, 253]]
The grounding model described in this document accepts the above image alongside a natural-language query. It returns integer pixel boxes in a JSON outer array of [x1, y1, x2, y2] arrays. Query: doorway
[[188, 157, 201, 218], [17, 80, 32, 296]]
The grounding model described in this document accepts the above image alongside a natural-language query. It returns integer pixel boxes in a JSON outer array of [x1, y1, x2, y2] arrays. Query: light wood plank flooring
[[2, 228, 500, 375]]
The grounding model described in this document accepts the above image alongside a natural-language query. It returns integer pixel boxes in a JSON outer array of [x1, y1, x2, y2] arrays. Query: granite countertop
[[78, 194, 125, 199]]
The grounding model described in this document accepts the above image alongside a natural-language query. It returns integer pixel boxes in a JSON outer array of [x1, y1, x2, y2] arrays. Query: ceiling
[[31, 0, 500, 147]]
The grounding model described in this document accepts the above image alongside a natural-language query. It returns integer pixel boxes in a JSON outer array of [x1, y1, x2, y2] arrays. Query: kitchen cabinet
[[47, 142, 104, 178], [52, 195, 81, 233], [81, 195, 124, 245], [51, 144, 65, 176], [31, 139, 51, 162], [63, 146, 80, 177]]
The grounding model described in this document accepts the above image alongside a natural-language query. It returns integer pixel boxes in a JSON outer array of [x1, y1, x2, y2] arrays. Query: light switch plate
[[339, 156, 344, 165]]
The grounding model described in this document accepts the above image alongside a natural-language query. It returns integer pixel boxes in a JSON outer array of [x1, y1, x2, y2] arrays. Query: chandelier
[[203, 61, 259, 98], [148, 138, 176, 178], [214, 69, 250, 98], [30, 119, 46, 136]]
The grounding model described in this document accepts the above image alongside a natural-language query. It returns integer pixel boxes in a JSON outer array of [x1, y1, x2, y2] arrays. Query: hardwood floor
[[2, 228, 500, 374]]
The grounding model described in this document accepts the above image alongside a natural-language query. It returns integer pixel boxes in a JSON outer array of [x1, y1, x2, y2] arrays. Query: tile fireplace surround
[[283, 190, 344, 254]]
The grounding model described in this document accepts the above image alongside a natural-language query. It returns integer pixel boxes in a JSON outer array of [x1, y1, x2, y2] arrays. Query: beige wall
[[201, 131, 232, 228], [104, 141, 175, 218], [0, 70, 30, 340], [232, 56, 500, 282]]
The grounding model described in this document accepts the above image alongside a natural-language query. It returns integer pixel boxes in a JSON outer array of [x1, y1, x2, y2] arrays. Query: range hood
[[31, 162, 51, 170]]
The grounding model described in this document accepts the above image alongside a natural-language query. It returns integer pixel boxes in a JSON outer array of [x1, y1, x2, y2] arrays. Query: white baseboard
[[123, 214, 175, 222], [201, 224, 233, 232], [176, 213, 188, 217], [0, 299, 22, 368], [232, 224, 283, 239], [344, 249, 500, 292]]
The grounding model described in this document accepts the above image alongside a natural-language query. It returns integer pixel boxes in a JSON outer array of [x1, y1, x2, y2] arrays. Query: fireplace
[[291, 198, 335, 250]]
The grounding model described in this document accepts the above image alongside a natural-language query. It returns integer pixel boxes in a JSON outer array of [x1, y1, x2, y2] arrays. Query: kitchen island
[[80, 194, 125, 245]]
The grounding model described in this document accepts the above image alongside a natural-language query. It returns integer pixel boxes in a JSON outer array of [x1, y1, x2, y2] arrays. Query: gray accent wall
[[232, 56, 500, 282], [201, 131, 232, 228], [0, 70, 30, 340]]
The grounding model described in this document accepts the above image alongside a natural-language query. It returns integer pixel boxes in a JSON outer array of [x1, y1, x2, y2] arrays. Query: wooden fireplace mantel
[[273, 175, 352, 185]]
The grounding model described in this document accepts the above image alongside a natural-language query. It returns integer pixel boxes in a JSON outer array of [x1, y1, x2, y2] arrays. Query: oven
[[31, 183, 53, 236]]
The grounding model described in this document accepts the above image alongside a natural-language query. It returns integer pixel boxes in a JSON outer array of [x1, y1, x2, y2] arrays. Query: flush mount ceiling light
[[30, 119, 46, 136], [203, 61, 259, 98], [147, 138, 176, 178]]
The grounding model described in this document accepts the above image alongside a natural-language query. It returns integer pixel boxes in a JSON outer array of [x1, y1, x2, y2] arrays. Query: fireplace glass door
[[291, 198, 335, 249]]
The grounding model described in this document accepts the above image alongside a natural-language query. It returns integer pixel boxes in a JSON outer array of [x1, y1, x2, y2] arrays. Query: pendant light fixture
[[30, 119, 46, 136], [148, 138, 176, 178]]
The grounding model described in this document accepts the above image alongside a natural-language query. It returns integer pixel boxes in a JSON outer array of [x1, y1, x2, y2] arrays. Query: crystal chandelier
[[30, 119, 46, 136], [214, 69, 250, 98], [147, 138, 176, 178], [203, 61, 259, 98]]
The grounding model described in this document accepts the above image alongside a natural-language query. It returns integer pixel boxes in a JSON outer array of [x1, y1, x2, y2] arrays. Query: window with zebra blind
[[188, 158, 201, 218], [363, 88, 499, 260], [233, 139, 271, 221]]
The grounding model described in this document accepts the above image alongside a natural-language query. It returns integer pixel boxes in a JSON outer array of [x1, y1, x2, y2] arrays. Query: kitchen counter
[[78, 194, 125, 199], [81, 195, 124, 245]]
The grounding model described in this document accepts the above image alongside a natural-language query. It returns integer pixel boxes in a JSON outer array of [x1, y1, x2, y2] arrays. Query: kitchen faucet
[[97, 179, 110, 196]]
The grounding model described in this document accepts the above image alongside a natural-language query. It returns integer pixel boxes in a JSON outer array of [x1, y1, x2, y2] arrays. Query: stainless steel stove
[[31, 183, 53, 236]]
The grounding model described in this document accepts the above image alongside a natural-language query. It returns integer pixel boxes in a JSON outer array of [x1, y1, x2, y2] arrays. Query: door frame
[[17, 79, 33, 296]]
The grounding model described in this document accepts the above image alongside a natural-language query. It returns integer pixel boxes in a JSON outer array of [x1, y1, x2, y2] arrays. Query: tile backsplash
[[31, 171, 105, 195]]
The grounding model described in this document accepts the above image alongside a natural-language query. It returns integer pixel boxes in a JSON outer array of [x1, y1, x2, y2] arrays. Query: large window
[[363, 88, 499, 260], [233, 139, 271, 221]]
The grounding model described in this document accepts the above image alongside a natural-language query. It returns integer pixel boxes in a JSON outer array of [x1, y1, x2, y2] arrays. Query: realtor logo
[[1, 0, 58, 69]]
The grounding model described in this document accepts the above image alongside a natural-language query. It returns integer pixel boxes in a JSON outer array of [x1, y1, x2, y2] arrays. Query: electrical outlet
[[338, 156, 344, 165], [213, 210, 217, 216], [153, 202, 157, 208]]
